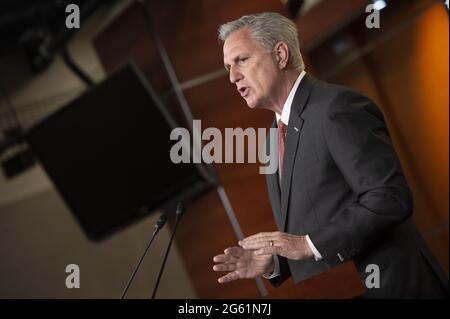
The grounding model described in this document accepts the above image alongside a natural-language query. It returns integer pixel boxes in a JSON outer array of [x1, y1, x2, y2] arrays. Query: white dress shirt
[[264, 70, 323, 279]]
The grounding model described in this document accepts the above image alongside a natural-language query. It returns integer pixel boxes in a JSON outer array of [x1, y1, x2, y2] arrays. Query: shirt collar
[[275, 70, 306, 126]]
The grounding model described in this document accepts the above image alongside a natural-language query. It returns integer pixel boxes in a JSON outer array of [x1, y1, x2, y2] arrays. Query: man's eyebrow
[[224, 55, 247, 70]]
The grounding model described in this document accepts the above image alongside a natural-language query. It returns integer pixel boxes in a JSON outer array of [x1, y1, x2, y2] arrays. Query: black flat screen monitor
[[26, 63, 214, 241]]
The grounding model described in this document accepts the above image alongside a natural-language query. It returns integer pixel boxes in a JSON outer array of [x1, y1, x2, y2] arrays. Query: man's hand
[[239, 231, 314, 260], [212, 246, 274, 283]]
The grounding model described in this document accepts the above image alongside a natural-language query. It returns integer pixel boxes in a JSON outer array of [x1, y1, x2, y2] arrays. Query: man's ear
[[273, 42, 289, 69]]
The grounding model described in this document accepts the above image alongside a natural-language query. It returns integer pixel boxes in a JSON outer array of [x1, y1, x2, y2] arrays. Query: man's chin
[[245, 101, 273, 112], [245, 99, 258, 109]]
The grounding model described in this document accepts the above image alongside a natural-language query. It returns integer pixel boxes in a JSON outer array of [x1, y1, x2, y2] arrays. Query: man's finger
[[213, 254, 233, 262], [213, 254, 238, 263], [218, 271, 240, 284], [239, 240, 269, 250], [240, 235, 280, 249], [213, 263, 236, 272], [254, 246, 277, 256], [240, 232, 281, 246], [224, 246, 245, 256], [240, 232, 275, 243], [239, 237, 267, 246]]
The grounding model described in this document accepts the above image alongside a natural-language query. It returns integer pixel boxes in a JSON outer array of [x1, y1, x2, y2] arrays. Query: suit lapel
[[266, 119, 282, 228], [280, 74, 316, 231]]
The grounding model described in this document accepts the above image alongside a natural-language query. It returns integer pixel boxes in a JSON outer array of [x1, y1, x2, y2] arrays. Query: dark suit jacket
[[265, 74, 448, 298]]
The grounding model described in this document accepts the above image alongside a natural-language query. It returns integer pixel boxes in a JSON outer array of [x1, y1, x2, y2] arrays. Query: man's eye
[[238, 57, 249, 64]]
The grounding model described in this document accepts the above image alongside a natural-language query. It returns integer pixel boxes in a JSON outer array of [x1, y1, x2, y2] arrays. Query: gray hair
[[218, 12, 304, 71]]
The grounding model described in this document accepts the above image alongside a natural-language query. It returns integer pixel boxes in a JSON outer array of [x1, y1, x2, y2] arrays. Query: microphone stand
[[151, 202, 185, 299], [120, 213, 167, 299]]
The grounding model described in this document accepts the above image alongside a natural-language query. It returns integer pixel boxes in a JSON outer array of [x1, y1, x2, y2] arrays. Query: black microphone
[[151, 202, 185, 299], [120, 212, 167, 299]]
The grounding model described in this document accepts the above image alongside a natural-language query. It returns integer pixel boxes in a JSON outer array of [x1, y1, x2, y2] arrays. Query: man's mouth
[[238, 87, 249, 97]]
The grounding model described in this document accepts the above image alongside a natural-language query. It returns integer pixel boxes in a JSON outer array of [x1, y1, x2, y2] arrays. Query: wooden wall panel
[[175, 189, 262, 298], [308, 1, 449, 275], [146, 0, 289, 82], [296, 0, 367, 50], [94, 3, 171, 93], [364, 3, 449, 273]]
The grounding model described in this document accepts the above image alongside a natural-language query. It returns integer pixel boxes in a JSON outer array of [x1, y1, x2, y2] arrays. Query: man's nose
[[229, 67, 243, 84]]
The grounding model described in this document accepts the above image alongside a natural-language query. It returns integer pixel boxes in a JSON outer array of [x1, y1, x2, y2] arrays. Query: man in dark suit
[[212, 12, 448, 298]]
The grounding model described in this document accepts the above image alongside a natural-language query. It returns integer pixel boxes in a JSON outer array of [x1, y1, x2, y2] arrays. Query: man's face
[[223, 27, 281, 110]]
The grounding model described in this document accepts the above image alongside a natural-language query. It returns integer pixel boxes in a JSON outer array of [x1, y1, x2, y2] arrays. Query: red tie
[[277, 120, 287, 176]]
